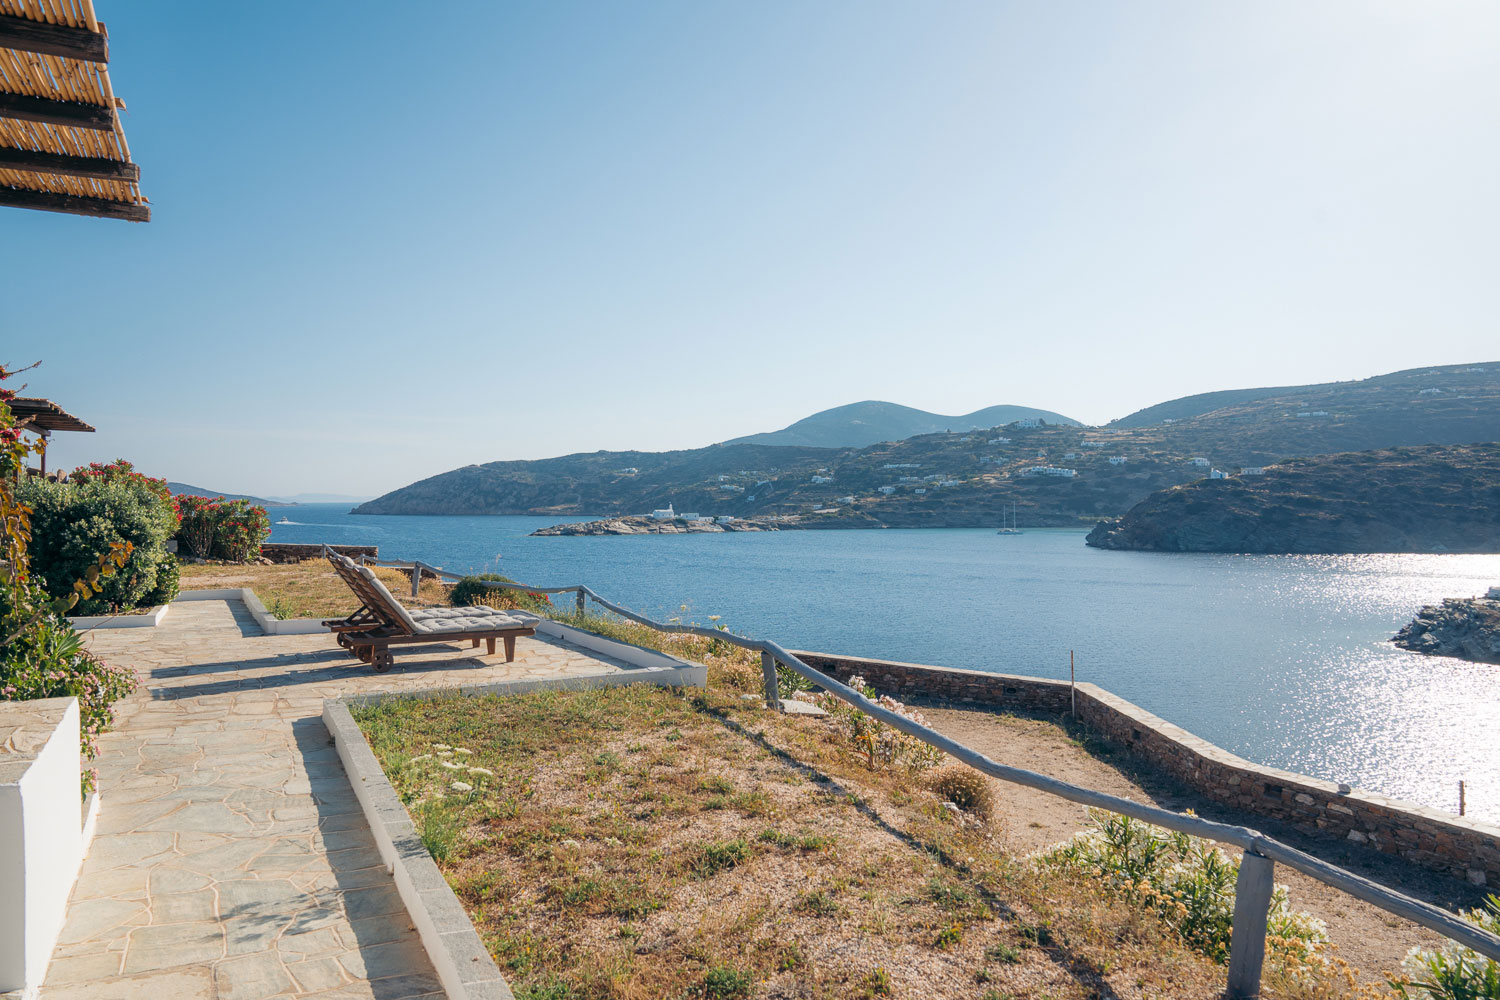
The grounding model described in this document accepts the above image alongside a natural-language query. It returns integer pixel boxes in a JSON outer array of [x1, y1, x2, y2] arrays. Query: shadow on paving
[[146, 644, 496, 701]]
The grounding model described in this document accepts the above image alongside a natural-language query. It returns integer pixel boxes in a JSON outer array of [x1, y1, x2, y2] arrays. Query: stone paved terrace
[[43, 598, 631, 1000]]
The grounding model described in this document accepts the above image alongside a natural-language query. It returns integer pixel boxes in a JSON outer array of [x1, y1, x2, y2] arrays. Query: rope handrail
[[349, 551, 1500, 989]]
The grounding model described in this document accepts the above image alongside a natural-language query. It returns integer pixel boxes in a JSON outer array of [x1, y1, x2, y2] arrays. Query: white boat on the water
[[996, 503, 1022, 535], [276, 516, 292, 524]]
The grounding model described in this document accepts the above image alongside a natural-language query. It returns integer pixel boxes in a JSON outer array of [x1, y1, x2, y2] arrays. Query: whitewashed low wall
[[66, 605, 168, 630], [0, 697, 92, 1000]]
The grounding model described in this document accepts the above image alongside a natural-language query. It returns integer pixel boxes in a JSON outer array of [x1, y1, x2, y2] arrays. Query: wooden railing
[[354, 552, 1500, 997]]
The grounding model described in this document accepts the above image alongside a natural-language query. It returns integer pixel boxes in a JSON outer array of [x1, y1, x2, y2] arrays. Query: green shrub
[[1394, 895, 1500, 999], [144, 555, 180, 607], [21, 473, 178, 615], [1041, 810, 1327, 968], [451, 573, 552, 614], [702, 966, 751, 999], [0, 601, 137, 791]]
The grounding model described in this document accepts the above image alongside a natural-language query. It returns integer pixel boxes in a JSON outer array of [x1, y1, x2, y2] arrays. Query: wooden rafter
[[0, 91, 115, 131], [0, 12, 106, 62], [0, 144, 136, 181], [0, 184, 147, 220]]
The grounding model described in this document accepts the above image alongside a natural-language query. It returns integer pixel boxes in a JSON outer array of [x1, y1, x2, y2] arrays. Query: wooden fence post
[[410, 563, 421, 598], [1227, 850, 1275, 999], [761, 651, 779, 710], [576, 589, 586, 615]]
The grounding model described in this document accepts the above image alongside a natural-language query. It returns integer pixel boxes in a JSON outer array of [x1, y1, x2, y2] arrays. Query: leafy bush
[[1041, 810, 1327, 968], [0, 592, 137, 792], [1, 366, 138, 794], [1394, 896, 1500, 1000], [145, 555, 180, 607], [452, 573, 552, 614], [927, 764, 995, 819], [21, 473, 179, 615], [791, 675, 945, 771], [174, 494, 269, 562]]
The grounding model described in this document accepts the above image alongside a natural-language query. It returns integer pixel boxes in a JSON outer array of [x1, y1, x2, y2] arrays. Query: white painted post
[[761, 651, 779, 710], [1227, 850, 1275, 999]]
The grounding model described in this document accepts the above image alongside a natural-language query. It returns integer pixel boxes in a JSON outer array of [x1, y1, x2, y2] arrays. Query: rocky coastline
[[1392, 590, 1500, 663], [1086, 443, 1500, 553], [531, 514, 796, 536]]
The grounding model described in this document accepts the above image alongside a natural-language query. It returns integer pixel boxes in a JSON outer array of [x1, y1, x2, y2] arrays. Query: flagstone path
[[43, 598, 628, 1000]]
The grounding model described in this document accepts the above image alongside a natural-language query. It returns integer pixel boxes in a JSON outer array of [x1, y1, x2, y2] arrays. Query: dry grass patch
[[179, 558, 451, 619], [356, 683, 1244, 1000]]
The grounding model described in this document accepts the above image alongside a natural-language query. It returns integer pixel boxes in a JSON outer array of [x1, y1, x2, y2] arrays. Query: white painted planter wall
[[0, 697, 95, 1000]]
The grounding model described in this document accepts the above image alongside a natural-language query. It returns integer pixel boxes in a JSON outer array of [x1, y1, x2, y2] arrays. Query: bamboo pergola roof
[[0, 0, 147, 221], [10, 397, 94, 433]]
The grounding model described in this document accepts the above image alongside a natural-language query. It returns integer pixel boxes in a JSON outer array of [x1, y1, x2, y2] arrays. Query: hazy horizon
[[11, 2, 1500, 495]]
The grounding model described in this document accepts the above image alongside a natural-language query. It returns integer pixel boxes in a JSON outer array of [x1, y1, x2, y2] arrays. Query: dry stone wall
[[792, 651, 1500, 888], [260, 543, 378, 564]]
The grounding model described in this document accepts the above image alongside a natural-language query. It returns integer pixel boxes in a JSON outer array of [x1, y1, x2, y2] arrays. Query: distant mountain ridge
[[723, 400, 1079, 449], [167, 483, 290, 506], [355, 360, 1500, 532]]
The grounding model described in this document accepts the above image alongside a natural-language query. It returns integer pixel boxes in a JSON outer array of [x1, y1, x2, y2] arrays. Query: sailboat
[[995, 502, 1022, 535]]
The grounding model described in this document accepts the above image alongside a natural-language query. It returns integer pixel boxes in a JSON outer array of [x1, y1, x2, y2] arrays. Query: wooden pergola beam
[[0, 14, 108, 62], [0, 92, 115, 131], [0, 146, 137, 182], [0, 185, 147, 221]]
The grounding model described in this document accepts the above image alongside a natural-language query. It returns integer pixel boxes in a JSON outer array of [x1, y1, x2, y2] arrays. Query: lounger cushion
[[410, 606, 538, 625], [411, 613, 538, 635], [354, 565, 424, 634]]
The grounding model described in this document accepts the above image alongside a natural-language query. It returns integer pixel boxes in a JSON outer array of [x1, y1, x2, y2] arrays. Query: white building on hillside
[[878, 485, 897, 494], [715, 516, 735, 525], [1210, 469, 1229, 480], [1108, 456, 1127, 465], [1017, 417, 1042, 429], [810, 475, 833, 484], [1239, 467, 1267, 476], [1189, 457, 1210, 467], [650, 506, 675, 520], [1020, 466, 1076, 478]]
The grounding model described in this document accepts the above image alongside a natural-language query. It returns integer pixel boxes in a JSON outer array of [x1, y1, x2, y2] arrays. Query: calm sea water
[[270, 505, 1500, 822]]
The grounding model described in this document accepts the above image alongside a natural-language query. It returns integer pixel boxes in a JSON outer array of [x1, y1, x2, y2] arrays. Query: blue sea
[[269, 505, 1500, 822]]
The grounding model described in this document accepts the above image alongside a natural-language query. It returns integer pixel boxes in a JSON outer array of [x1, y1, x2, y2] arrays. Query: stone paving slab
[[43, 599, 628, 999]]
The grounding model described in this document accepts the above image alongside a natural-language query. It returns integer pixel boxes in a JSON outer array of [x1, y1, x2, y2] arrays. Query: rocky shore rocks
[[1392, 594, 1500, 663]]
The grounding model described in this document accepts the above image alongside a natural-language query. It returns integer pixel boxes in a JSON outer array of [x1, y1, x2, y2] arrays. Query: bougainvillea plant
[[174, 493, 269, 562]]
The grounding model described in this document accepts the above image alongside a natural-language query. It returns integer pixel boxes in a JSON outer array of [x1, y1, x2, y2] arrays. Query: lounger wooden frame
[[320, 551, 536, 673]]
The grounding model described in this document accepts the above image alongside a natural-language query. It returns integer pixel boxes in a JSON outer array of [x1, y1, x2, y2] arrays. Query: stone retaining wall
[[259, 543, 378, 564], [792, 650, 1500, 889]]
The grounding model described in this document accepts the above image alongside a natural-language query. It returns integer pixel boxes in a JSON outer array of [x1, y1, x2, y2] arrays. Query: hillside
[[356, 361, 1500, 529], [1085, 444, 1500, 553], [723, 400, 1078, 448], [167, 482, 289, 506], [1110, 363, 1500, 464]]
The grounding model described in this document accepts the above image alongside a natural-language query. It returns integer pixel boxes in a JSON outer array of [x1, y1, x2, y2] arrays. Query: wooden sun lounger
[[321, 550, 537, 672]]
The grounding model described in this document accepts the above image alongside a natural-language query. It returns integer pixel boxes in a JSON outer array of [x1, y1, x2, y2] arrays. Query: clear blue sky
[[8, 1, 1499, 497]]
